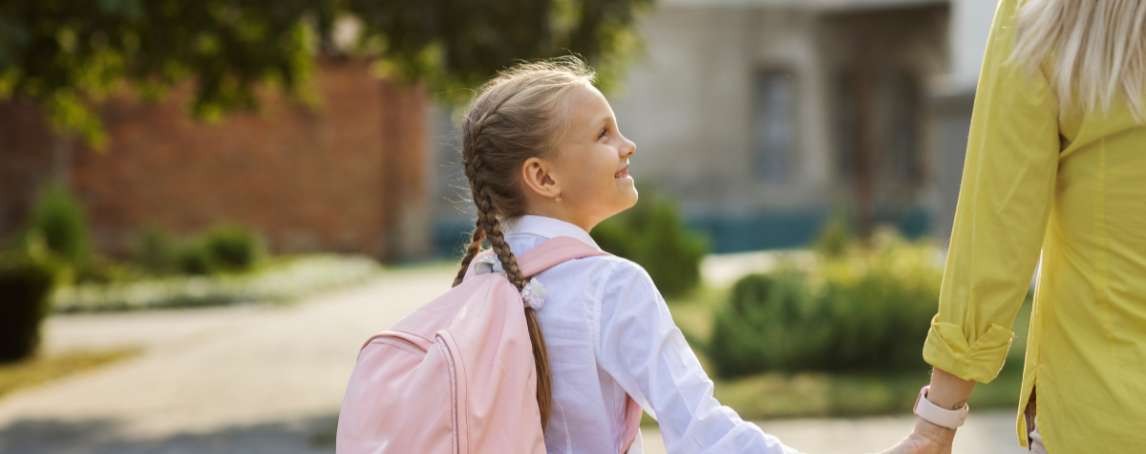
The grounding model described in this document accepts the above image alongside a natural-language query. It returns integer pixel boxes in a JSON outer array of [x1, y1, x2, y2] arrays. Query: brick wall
[[0, 58, 429, 260]]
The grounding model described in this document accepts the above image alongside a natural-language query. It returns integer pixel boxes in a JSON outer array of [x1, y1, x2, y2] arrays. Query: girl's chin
[[622, 187, 639, 208]]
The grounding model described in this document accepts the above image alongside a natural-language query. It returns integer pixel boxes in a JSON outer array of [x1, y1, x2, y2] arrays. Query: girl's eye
[[597, 127, 608, 140]]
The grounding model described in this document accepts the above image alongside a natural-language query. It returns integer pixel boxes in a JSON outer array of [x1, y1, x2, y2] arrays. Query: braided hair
[[451, 57, 595, 429]]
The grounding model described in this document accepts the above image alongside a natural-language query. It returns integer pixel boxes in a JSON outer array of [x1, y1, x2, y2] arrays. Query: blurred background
[[0, 0, 1031, 453]]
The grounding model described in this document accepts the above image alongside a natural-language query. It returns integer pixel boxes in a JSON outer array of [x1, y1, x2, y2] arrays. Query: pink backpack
[[336, 236, 644, 454]]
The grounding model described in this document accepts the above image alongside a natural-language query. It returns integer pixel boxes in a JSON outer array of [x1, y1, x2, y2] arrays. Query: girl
[[884, 0, 1146, 453], [452, 57, 798, 454]]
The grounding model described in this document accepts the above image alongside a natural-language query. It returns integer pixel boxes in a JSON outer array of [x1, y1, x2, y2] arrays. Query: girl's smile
[[615, 161, 631, 179]]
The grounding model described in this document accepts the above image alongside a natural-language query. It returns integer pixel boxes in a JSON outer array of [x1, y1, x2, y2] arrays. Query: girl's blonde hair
[[451, 56, 595, 428], [1012, 0, 1146, 121]]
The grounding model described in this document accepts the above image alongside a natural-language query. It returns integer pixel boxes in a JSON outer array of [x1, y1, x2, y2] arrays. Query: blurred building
[[609, 0, 950, 253], [426, 0, 1000, 256], [0, 59, 432, 261]]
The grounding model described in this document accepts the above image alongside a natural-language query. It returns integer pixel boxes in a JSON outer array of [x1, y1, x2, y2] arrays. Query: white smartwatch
[[913, 385, 969, 430]]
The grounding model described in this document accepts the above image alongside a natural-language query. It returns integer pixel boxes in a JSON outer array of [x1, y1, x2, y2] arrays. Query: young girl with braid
[[450, 57, 798, 454]]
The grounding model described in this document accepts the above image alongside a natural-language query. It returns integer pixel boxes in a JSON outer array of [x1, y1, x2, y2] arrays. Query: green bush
[[200, 225, 265, 272], [130, 226, 181, 275], [175, 240, 215, 275], [169, 225, 265, 275], [709, 269, 835, 377], [0, 252, 57, 362], [814, 215, 853, 259], [74, 256, 137, 284], [708, 229, 941, 378], [591, 190, 708, 298], [130, 225, 266, 276], [818, 269, 938, 371], [24, 181, 90, 266]]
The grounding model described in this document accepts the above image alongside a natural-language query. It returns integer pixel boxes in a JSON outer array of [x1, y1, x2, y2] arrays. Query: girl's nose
[[621, 136, 636, 158]]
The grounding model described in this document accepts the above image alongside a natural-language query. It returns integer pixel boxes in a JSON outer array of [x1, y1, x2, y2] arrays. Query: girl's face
[[538, 83, 638, 231]]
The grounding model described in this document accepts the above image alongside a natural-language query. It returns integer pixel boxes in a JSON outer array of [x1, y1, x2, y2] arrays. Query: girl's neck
[[521, 207, 597, 233]]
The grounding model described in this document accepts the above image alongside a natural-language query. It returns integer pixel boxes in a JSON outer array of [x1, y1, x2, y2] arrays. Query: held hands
[[879, 370, 974, 453], [877, 418, 955, 454]]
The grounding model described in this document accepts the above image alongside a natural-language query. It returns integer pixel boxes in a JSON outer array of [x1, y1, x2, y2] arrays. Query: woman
[[884, 0, 1146, 452]]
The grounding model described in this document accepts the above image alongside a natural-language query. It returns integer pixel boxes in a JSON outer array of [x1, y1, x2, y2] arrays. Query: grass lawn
[[0, 348, 141, 400], [652, 284, 1032, 423]]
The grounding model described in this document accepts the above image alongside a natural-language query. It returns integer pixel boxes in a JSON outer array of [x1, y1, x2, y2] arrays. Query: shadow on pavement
[[0, 413, 340, 454]]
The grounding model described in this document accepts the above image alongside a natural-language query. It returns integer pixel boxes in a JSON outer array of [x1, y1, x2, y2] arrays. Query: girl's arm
[[592, 260, 799, 454]]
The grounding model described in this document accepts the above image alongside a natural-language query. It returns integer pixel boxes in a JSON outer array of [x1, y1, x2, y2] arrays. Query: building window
[[751, 69, 798, 183]]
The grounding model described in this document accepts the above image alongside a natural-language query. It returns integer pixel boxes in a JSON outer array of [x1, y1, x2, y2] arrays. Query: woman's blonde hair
[[1012, 0, 1146, 121], [451, 56, 595, 428]]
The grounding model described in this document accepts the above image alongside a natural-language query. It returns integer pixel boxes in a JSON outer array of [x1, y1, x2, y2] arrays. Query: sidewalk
[[640, 411, 1026, 453], [0, 268, 442, 454]]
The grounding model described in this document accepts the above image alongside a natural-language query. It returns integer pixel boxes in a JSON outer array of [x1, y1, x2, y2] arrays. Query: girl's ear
[[520, 157, 562, 199]]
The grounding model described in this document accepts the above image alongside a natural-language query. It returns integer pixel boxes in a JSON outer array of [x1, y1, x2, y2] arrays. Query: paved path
[[640, 412, 1025, 454], [0, 268, 440, 454], [0, 260, 1023, 454]]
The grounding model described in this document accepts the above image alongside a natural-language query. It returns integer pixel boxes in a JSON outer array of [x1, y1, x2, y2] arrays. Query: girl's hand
[[877, 418, 955, 454]]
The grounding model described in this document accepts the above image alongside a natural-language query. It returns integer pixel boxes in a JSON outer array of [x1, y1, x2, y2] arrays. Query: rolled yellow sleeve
[[922, 0, 1059, 384], [924, 318, 1014, 383]]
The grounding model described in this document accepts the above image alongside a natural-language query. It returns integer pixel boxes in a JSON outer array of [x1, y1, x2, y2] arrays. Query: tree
[[0, 0, 652, 146]]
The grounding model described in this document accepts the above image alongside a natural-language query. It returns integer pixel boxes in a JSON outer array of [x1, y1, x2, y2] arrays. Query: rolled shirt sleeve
[[923, 0, 1061, 384]]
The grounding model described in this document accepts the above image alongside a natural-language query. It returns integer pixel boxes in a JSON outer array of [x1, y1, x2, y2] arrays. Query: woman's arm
[[886, 0, 1059, 451], [926, 368, 975, 411]]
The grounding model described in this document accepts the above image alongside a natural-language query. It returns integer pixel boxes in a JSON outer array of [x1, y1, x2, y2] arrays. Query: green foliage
[[199, 224, 265, 272], [0, 0, 651, 145], [814, 215, 852, 259], [24, 181, 90, 267], [21, 182, 149, 285], [169, 224, 265, 275], [708, 270, 835, 377], [130, 226, 180, 275], [0, 0, 318, 145], [126, 224, 264, 276], [174, 240, 215, 276], [74, 255, 138, 285], [708, 229, 942, 378], [0, 251, 57, 362], [591, 190, 708, 298], [358, 0, 651, 102]]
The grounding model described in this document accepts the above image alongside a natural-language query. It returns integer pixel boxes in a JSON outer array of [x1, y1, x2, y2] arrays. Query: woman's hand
[[879, 368, 973, 453], [878, 418, 955, 454]]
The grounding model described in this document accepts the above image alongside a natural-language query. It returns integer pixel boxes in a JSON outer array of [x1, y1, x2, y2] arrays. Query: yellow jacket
[[922, 0, 1146, 452]]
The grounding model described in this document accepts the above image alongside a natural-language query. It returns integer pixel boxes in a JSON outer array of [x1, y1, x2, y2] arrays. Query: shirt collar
[[503, 214, 601, 250]]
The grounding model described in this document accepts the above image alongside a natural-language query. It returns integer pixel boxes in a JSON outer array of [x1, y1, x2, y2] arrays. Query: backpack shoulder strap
[[516, 236, 607, 278]]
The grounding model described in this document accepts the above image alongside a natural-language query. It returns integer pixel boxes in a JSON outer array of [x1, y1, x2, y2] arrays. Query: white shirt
[[491, 215, 798, 454]]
